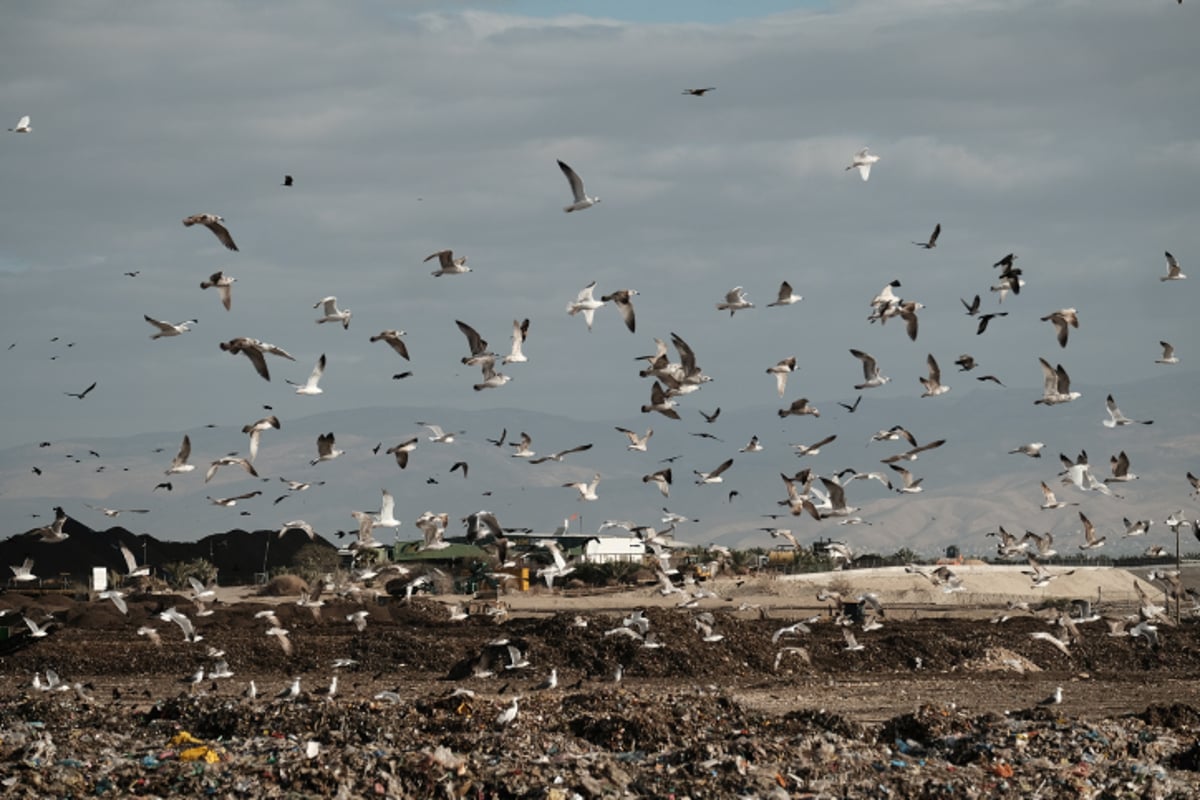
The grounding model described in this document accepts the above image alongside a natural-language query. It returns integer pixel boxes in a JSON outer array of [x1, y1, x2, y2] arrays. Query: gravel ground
[[1, 586, 1199, 797]]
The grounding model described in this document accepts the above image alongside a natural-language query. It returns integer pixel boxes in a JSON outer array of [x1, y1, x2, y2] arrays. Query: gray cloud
[[0, 1, 1196, 552]]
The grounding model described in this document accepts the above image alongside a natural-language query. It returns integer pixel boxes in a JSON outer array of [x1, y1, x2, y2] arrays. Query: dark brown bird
[[682, 87, 716, 96], [913, 223, 940, 249], [976, 312, 1008, 335], [282, 175, 294, 187]]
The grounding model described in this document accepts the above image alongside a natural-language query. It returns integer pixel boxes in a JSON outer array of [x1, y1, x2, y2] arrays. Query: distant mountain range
[[2, 370, 1197, 560], [0, 518, 336, 588]]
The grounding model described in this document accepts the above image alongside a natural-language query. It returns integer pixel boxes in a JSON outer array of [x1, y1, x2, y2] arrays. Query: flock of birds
[[6, 89, 1198, 583]]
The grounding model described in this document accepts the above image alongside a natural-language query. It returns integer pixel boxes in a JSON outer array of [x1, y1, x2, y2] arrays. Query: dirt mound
[[261, 575, 308, 596]]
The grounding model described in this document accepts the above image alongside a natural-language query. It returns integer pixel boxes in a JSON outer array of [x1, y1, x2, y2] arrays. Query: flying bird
[[1103, 394, 1152, 427], [425, 249, 471, 276], [530, 443, 593, 465], [642, 468, 672, 497], [370, 330, 410, 360], [8, 115, 31, 133], [282, 175, 293, 186], [64, 381, 97, 399], [1034, 358, 1080, 405], [838, 395, 862, 413], [975, 312, 1008, 335], [850, 349, 890, 389], [219, 337, 296, 381], [1155, 341, 1178, 365], [310, 432, 344, 465], [182, 213, 238, 251], [503, 319, 530, 364], [313, 297, 352, 329], [600, 289, 638, 333], [845, 147, 880, 181], [778, 398, 820, 418], [385, 437, 418, 469], [200, 271, 236, 311], [566, 282, 607, 330], [557, 159, 599, 213], [682, 87, 716, 96], [205, 455, 258, 483], [913, 223, 940, 249], [961, 295, 980, 316], [287, 354, 327, 395], [165, 435, 195, 475], [1041, 308, 1079, 349], [144, 315, 197, 339], [1161, 251, 1186, 281], [615, 427, 653, 451], [918, 354, 950, 397], [716, 286, 754, 316], [694, 458, 734, 485], [563, 473, 601, 501], [766, 357, 797, 397], [767, 281, 802, 307]]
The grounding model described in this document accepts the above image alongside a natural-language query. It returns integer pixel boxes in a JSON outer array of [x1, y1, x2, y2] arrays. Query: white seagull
[[767, 357, 797, 398], [716, 286, 754, 316], [1034, 358, 1081, 405], [288, 354, 327, 395], [850, 349, 890, 390], [567, 282, 607, 330], [165, 435, 195, 474], [615, 426, 653, 452], [845, 147, 880, 181], [144, 315, 197, 339], [1161, 251, 1186, 281], [557, 160, 599, 212], [767, 281, 802, 307], [1103, 394, 1153, 427], [310, 432, 344, 465], [313, 297, 351, 329], [1009, 442, 1045, 458], [8, 115, 31, 133], [182, 213, 238, 251], [918, 353, 950, 397], [426, 249, 471, 276], [503, 319, 530, 364], [563, 473, 601, 501], [1155, 341, 1179, 365], [694, 458, 734, 485], [200, 271, 236, 311]]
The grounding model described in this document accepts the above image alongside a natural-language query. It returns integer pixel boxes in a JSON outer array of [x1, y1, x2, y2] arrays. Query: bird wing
[[557, 160, 586, 201], [456, 320, 487, 355]]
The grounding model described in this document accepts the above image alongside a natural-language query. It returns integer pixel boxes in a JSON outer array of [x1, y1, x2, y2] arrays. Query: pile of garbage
[[1, 686, 1197, 798]]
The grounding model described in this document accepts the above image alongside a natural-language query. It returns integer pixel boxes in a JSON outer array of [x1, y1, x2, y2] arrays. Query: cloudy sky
[[1, 1, 1196, 552]]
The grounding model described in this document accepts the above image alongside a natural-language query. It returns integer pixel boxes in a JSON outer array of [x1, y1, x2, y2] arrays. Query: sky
[[0, 1, 1197, 554]]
